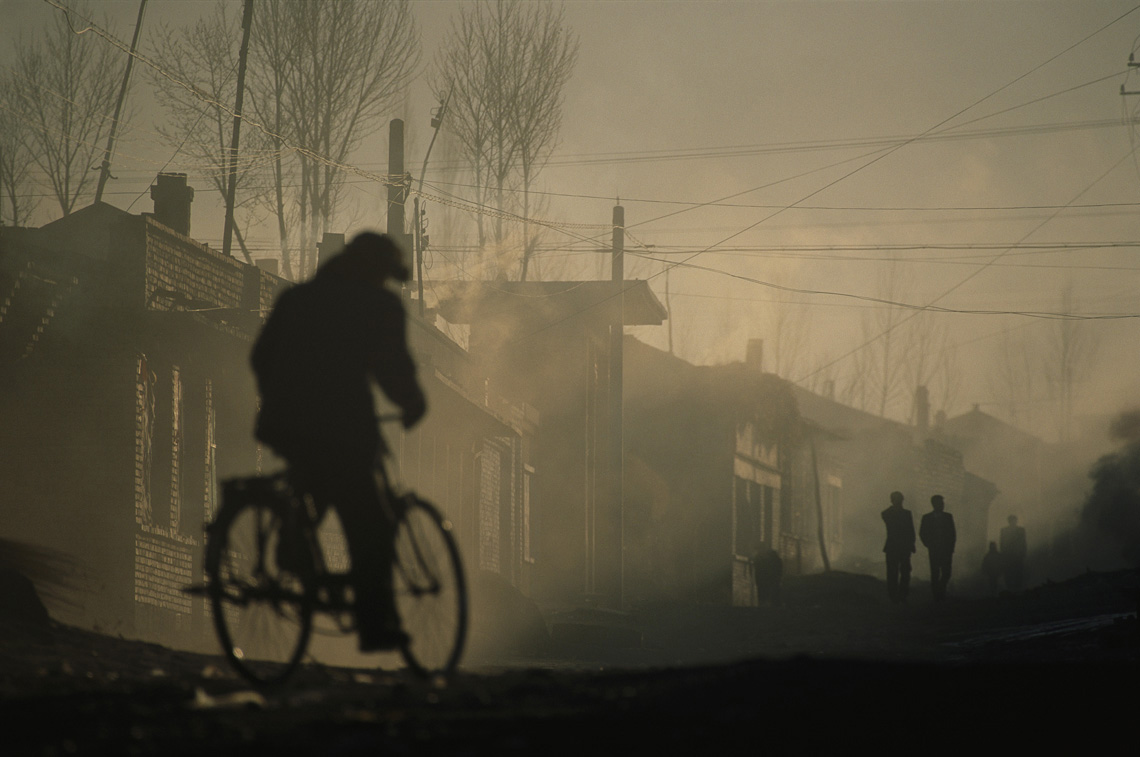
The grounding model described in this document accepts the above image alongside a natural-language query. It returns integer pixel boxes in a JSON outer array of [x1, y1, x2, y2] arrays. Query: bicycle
[[202, 457, 468, 687]]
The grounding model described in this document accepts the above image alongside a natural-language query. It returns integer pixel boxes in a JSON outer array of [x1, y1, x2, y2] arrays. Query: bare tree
[[148, 1, 418, 278], [854, 262, 912, 419], [987, 323, 1038, 429], [762, 270, 815, 380], [431, 0, 578, 280], [932, 338, 962, 420], [901, 310, 960, 423], [7, 2, 123, 217], [839, 338, 873, 412], [1043, 281, 1099, 442], [0, 71, 39, 226], [256, 0, 419, 277], [147, 2, 268, 261]]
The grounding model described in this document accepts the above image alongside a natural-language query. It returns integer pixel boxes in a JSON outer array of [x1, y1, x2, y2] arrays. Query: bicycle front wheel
[[206, 492, 314, 687], [393, 495, 468, 678]]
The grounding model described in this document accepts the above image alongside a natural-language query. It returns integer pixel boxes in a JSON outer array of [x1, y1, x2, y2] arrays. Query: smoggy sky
[[5, 0, 1140, 439]]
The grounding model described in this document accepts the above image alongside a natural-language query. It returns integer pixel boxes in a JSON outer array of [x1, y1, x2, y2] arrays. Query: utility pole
[[94, 0, 147, 205], [387, 119, 412, 255], [610, 203, 625, 607], [1122, 52, 1140, 95], [413, 89, 451, 318], [222, 0, 254, 261]]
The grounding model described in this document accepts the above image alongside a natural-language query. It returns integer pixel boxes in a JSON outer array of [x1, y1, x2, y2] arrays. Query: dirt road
[[4, 570, 1137, 755]]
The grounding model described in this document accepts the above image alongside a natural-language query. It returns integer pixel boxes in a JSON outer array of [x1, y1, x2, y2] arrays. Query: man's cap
[[329, 231, 411, 282]]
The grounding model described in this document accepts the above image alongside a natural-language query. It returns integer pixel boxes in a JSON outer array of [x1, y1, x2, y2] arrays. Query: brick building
[[0, 175, 274, 644], [438, 280, 667, 609], [0, 176, 533, 647], [622, 337, 828, 606], [792, 386, 998, 575]]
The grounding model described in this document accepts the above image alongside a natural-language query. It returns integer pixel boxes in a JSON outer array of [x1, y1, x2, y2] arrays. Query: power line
[[427, 110, 1131, 170], [628, 251, 1140, 320], [796, 140, 1140, 382], [422, 177, 1140, 214], [507, 2, 1140, 346]]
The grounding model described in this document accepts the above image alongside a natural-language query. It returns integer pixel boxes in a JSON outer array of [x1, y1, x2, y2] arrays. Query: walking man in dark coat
[[1000, 515, 1028, 592], [881, 491, 916, 604], [919, 494, 956, 602]]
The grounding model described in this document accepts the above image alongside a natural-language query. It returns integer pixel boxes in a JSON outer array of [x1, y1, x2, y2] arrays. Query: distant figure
[[919, 494, 956, 602], [881, 491, 916, 604], [981, 542, 1002, 595], [1000, 515, 1028, 592], [751, 546, 783, 608]]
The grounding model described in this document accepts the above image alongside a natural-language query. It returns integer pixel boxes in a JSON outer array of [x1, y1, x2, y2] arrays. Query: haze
[[4, 1, 1140, 646]]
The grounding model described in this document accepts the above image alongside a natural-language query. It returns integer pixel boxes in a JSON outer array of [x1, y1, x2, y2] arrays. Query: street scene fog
[[2, 1, 1139, 753]]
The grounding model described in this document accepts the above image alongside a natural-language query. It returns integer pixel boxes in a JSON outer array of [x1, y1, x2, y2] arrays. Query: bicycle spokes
[[393, 498, 467, 678], [207, 497, 313, 687]]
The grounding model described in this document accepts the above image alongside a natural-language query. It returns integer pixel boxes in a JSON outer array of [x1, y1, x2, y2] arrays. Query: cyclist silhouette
[[251, 231, 426, 651]]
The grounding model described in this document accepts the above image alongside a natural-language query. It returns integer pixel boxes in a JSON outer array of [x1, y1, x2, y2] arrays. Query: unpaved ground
[[4, 570, 1138, 755]]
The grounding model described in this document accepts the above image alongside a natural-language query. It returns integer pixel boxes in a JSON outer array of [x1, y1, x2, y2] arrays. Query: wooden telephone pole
[[610, 203, 625, 606], [222, 0, 254, 261], [94, 0, 147, 204]]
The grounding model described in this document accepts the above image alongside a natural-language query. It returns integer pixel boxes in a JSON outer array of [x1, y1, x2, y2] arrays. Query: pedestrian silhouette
[[919, 494, 956, 602], [251, 232, 427, 652], [981, 541, 1002, 595], [881, 491, 916, 604], [1000, 515, 1027, 592], [751, 546, 783, 608]]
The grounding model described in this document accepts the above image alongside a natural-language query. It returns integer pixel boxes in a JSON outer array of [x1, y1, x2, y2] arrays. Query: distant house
[[394, 293, 537, 595], [438, 280, 667, 608], [622, 337, 834, 606], [0, 176, 531, 646], [792, 386, 998, 573]]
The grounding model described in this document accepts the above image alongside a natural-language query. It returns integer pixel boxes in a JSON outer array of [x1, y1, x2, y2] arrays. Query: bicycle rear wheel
[[393, 495, 468, 678], [206, 489, 314, 686]]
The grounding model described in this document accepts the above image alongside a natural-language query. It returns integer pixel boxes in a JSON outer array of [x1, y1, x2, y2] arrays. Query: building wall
[[4, 208, 534, 651], [730, 437, 782, 605]]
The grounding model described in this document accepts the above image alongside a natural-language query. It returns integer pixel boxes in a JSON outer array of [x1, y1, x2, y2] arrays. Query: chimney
[[746, 339, 764, 373], [915, 385, 930, 433], [317, 232, 346, 269], [149, 173, 194, 237], [254, 258, 279, 277]]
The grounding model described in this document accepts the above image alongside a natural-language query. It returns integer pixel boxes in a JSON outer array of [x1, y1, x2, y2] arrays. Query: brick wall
[[915, 438, 965, 505], [143, 222, 245, 310], [479, 442, 502, 572]]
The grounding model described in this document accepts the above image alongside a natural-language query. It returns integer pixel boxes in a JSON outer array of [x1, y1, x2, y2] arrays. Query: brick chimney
[[150, 173, 194, 237], [254, 258, 279, 277]]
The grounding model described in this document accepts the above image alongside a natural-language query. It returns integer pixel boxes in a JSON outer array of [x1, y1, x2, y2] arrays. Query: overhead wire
[[29, 0, 1136, 254], [794, 139, 1140, 383], [627, 251, 1140, 320], [30, 0, 1140, 331], [506, 2, 1140, 347], [424, 108, 1131, 171]]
